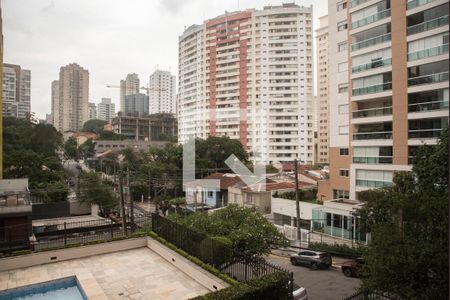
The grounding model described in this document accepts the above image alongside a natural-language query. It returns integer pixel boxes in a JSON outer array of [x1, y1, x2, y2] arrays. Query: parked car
[[290, 250, 332, 270], [293, 283, 308, 300], [341, 257, 365, 277]]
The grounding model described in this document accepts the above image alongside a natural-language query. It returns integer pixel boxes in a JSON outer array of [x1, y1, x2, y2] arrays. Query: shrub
[[11, 249, 32, 256], [190, 272, 291, 300], [308, 242, 364, 258]]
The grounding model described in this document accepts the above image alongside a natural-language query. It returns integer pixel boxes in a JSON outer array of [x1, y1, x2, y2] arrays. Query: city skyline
[[2, 0, 327, 118]]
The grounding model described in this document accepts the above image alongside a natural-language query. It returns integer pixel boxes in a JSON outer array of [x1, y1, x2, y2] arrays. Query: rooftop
[[0, 247, 208, 300]]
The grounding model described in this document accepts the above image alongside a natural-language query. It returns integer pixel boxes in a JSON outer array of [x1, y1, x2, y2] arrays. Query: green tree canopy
[[64, 137, 79, 160], [82, 119, 108, 134], [358, 129, 448, 299], [171, 204, 288, 262], [3, 117, 68, 202], [77, 171, 118, 217]]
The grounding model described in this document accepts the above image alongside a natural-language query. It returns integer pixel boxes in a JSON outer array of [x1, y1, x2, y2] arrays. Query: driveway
[[267, 254, 361, 300]]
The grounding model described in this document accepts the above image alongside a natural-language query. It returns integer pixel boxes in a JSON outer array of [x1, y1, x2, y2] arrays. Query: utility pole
[[127, 167, 134, 232], [119, 170, 127, 236], [294, 159, 301, 246]]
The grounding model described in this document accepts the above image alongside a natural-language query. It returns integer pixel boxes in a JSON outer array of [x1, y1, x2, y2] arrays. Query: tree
[[98, 130, 125, 140], [64, 137, 79, 160], [77, 171, 118, 217], [358, 129, 448, 299], [82, 119, 108, 134], [79, 139, 95, 158], [172, 204, 288, 262]]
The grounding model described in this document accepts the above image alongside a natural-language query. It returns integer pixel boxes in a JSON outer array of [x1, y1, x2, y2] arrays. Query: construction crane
[[105, 84, 166, 96]]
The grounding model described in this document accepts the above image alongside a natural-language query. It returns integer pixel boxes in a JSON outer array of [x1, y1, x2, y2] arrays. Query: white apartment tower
[[178, 4, 314, 164], [97, 98, 115, 121], [315, 16, 329, 164], [52, 63, 89, 132], [318, 0, 449, 201], [149, 70, 176, 114], [120, 73, 140, 112], [2, 63, 31, 118]]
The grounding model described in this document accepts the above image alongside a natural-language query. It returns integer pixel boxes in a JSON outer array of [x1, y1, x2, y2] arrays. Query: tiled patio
[[0, 247, 209, 300]]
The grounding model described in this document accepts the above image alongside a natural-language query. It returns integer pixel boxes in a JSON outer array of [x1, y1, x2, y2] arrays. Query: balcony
[[350, 0, 370, 8], [352, 106, 392, 118], [352, 33, 391, 51], [408, 128, 443, 138], [408, 71, 449, 86], [352, 58, 392, 73], [353, 131, 393, 140], [407, 15, 449, 35], [352, 82, 392, 96], [353, 156, 393, 164], [407, 0, 436, 10], [408, 100, 449, 112], [351, 9, 391, 30], [356, 179, 393, 188], [408, 44, 449, 61]]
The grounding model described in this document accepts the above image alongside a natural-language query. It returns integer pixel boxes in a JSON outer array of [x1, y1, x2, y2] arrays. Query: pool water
[[0, 276, 87, 300]]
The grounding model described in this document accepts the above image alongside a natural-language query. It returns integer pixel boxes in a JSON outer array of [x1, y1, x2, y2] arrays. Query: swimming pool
[[0, 276, 87, 300]]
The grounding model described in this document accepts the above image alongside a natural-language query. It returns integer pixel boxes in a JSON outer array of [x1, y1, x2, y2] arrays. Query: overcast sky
[[3, 0, 327, 119]]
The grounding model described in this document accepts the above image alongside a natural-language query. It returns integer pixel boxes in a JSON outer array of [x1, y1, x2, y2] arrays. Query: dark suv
[[290, 250, 332, 270], [341, 257, 365, 277]]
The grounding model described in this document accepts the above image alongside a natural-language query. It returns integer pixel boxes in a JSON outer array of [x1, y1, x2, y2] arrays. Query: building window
[[207, 191, 214, 197], [338, 62, 348, 73], [338, 104, 349, 114], [338, 41, 348, 52], [333, 215, 342, 228], [338, 83, 348, 93], [337, 1, 347, 11], [340, 148, 349, 155], [339, 169, 350, 177], [333, 189, 350, 199], [326, 213, 332, 226], [339, 126, 349, 135], [337, 21, 348, 32]]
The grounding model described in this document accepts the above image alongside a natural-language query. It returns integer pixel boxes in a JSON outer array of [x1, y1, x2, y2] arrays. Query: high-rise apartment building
[[124, 93, 149, 116], [88, 102, 97, 120], [178, 3, 314, 164], [2, 63, 31, 118], [149, 70, 176, 114], [97, 98, 115, 121], [318, 0, 449, 201], [120, 73, 140, 112], [315, 15, 329, 164], [52, 63, 89, 132]]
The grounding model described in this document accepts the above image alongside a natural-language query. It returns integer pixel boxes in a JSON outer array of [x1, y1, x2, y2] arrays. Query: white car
[[293, 283, 308, 300]]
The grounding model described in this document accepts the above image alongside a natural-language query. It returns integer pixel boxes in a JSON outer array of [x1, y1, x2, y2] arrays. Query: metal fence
[[151, 213, 293, 284], [0, 216, 152, 255]]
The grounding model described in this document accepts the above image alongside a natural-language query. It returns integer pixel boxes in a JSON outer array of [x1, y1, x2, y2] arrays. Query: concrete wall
[[147, 237, 229, 292], [271, 197, 322, 220], [0, 237, 147, 272]]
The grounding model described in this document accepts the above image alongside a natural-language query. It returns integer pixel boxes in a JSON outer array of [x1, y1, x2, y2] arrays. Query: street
[[267, 255, 361, 300]]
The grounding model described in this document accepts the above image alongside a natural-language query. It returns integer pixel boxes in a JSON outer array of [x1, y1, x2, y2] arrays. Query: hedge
[[308, 242, 365, 258], [190, 272, 291, 300]]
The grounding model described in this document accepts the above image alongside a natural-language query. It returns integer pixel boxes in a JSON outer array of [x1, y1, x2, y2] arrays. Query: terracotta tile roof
[[242, 181, 313, 192], [203, 173, 243, 189]]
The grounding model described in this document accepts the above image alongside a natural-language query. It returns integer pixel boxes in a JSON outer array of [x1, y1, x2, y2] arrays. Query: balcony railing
[[352, 33, 391, 51], [408, 71, 449, 86], [352, 106, 392, 118], [353, 156, 393, 164], [353, 131, 393, 140], [356, 179, 393, 188], [352, 82, 392, 96], [407, 15, 449, 35], [408, 44, 449, 61], [351, 9, 391, 29], [350, 0, 370, 8], [407, 0, 436, 10], [408, 100, 449, 112], [409, 128, 443, 139], [352, 58, 392, 73]]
